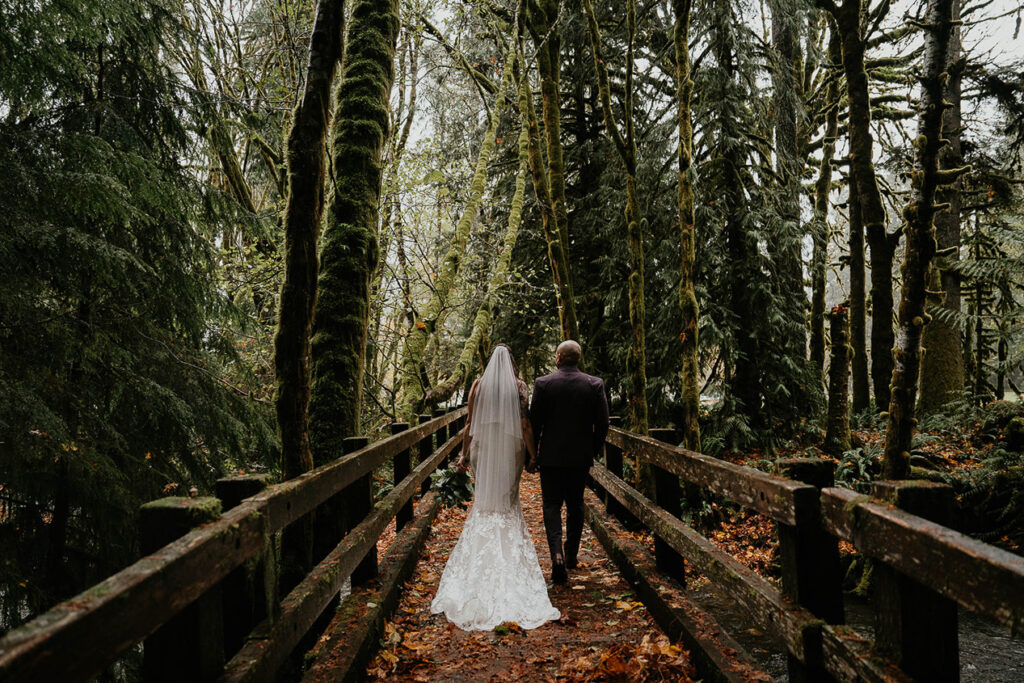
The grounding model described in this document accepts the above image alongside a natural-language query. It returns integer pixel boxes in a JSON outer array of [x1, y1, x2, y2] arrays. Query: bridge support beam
[[139, 496, 224, 683], [776, 457, 843, 683], [343, 436, 377, 586], [215, 474, 276, 659], [391, 422, 412, 530], [418, 414, 433, 495], [604, 416, 630, 525], [871, 480, 959, 682], [650, 428, 686, 586]]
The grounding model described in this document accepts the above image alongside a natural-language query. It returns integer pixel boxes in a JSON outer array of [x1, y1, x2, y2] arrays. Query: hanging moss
[[427, 79, 532, 407], [309, 0, 400, 457], [397, 53, 516, 419], [525, 0, 580, 342]]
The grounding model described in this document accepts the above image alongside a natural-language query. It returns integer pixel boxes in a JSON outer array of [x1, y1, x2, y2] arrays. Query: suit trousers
[[539, 468, 587, 563]]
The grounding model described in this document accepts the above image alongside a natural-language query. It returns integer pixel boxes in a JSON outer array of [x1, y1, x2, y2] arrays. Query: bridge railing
[[0, 407, 467, 683], [593, 422, 1024, 683]]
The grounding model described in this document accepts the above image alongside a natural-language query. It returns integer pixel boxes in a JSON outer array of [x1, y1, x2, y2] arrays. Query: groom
[[528, 340, 609, 584]]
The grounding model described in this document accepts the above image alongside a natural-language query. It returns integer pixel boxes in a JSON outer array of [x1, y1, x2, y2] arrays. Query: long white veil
[[468, 346, 524, 512]]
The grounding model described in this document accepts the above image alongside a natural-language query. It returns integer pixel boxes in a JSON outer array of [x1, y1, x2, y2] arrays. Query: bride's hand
[[456, 455, 469, 473]]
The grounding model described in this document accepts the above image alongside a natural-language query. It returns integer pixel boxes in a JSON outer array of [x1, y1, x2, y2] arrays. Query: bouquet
[[430, 463, 474, 509]]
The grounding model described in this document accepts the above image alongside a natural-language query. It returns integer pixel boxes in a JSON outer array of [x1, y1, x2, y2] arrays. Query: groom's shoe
[[565, 554, 578, 570], [551, 555, 568, 585]]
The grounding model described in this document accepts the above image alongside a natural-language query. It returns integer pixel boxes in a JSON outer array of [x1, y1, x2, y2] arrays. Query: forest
[[2, 0, 1023, 660]]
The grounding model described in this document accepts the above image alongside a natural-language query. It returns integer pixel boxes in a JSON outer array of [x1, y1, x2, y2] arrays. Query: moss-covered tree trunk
[[309, 0, 400, 455], [273, 0, 345, 587], [821, 0, 899, 412], [809, 34, 841, 386], [673, 0, 700, 452], [526, 0, 580, 342], [823, 305, 852, 454], [883, 0, 964, 479], [583, 0, 648, 435], [427, 77, 532, 407], [919, 0, 965, 414], [397, 54, 516, 418]]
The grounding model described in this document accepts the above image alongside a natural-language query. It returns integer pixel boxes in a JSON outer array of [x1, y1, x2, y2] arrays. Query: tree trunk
[[582, 0, 648, 436], [823, 305, 852, 455], [309, 0, 400, 453], [883, 0, 963, 479], [397, 54, 515, 418], [826, 0, 899, 412], [526, 0, 580, 342], [273, 0, 345, 588], [520, 45, 577, 344], [918, 0, 964, 414], [673, 0, 700, 452], [849, 167, 871, 413], [427, 75, 532, 407], [275, 0, 344, 485], [810, 33, 842, 387]]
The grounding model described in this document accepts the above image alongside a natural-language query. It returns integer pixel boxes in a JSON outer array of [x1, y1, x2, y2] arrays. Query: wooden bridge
[[1, 407, 1023, 682]]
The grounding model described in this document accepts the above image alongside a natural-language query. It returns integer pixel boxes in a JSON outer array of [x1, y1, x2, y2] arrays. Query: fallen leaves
[[361, 475, 693, 681]]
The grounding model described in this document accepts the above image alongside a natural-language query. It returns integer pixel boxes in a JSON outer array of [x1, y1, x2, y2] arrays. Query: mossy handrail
[[599, 424, 1024, 681], [0, 407, 467, 683]]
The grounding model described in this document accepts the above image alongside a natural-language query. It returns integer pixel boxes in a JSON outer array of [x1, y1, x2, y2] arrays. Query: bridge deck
[[315, 475, 696, 682]]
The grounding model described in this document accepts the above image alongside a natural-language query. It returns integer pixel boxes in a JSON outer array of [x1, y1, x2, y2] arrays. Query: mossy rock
[[982, 400, 1024, 435], [1005, 416, 1024, 452]]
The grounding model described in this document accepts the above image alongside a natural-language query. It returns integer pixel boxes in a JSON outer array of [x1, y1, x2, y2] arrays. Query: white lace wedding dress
[[430, 348, 560, 631]]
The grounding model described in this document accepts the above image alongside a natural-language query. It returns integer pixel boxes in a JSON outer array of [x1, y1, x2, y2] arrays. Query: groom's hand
[[525, 458, 538, 474]]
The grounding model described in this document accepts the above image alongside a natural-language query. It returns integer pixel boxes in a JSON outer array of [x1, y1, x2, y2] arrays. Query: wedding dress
[[430, 347, 560, 630]]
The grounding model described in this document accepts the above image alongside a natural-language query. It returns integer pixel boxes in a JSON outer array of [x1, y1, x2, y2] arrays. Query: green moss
[[309, 0, 400, 457]]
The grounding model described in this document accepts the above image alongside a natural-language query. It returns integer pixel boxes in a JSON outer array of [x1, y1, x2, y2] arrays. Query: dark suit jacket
[[530, 365, 610, 470]]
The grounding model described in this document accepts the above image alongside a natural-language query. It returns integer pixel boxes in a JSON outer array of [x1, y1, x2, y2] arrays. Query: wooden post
[[391, 422, 412, 530], [343, 436, 377, 586], [433, 408, 448, 469], [140, 496, 224, 683], [871, 480, 959, 681], [419, 414, 433, 495], [776, 458, 843, 683], [215, 475, 275, 658], [649, 428, 686, 586], [776, 459, 844, 624], [448, 406, 462, 462], [605, 416, 626, 521]]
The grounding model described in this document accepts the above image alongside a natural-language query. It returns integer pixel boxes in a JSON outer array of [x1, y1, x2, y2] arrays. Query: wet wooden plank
[[820, 625, 911, 683], [591, 464, 823, 665], [584, 489, 772, 683], [821, 486, 1024, 633], [301, 493, 441, 683], [606, 428, 815, 525], [0, 500, 268, 683], [256, 410, 465, 533], [217, 433, 460, 683], [0, 413, 464, 683]]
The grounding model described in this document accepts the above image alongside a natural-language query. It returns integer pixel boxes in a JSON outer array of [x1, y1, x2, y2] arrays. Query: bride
[[430, 345, 561, 630]]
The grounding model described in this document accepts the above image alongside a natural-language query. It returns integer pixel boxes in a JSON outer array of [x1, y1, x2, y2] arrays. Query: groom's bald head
[[555, 340, 582, 367]]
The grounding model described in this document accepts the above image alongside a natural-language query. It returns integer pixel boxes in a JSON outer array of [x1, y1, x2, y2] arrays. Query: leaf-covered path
[[364, 475, 696, 681]]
